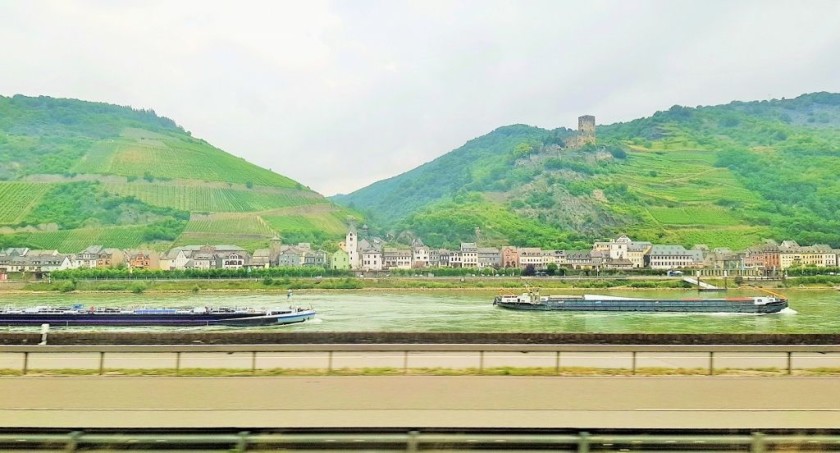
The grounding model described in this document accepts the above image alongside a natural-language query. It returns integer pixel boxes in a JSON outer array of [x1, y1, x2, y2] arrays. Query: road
[[2, 375, 839, 429]]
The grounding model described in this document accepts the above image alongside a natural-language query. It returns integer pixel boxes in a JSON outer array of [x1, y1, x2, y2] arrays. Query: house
[[383, 248, 412, 270], [249, 248, 272, 269], [477, 247, 501, 269], [626, 242, 652, 268], [518, 247, 544, 269], [361, 248, 383, 271], [187, 252, 215, 270], [330, 249, 350, 270], [165, 248, 191, 270], [594, 235, 651, 268], [411, 241, 429, 268], [644, 245, 695, 270], [431, 249, 452, 268], [358, 238, 383, 271], [20, 250, 72, 274], [303, 250, 327, 267], [0, 248, 29, 273], [74, 245, 103, 269], [602, 257, 634, 270], [97, 248, 125, 268], [459, 243, 479, 268], [744, 241, 781, 274], [125, 250, 160, 270], [706, 247, 743, 271], [278, 245, 306, 266], [565, 250, 597, 269], [779, 242, 837, 269], [593, 235, 632, 260], [218, 251, 248, 270]]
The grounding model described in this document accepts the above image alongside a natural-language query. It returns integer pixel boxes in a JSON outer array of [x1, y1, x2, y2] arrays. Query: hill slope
[[332, 92, 840, 249], [0, 95, 353, 252]]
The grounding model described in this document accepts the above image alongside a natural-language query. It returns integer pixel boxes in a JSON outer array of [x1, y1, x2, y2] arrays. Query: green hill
[[0, 95, 353, 251], [332, 92, 840, 249]]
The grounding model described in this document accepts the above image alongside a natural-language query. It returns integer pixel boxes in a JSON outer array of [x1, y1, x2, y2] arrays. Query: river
[[1, 288, 838, 334]]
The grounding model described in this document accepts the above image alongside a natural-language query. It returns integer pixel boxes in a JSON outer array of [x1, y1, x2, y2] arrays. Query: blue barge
[[0, 305, 316, 327]]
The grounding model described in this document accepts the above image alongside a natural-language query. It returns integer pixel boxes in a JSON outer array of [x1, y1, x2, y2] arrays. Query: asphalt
[[2, 375, 839, 429]]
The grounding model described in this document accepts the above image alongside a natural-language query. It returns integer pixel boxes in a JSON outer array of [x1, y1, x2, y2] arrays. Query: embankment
[[2, 331, 840, 345]]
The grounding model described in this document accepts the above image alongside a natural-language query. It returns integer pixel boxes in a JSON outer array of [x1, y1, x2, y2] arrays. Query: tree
[[523, 264, 536, 276]]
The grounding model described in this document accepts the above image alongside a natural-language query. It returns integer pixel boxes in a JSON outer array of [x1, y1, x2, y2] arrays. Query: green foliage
[[332, 124, 552, 225], [0, 95, 354, 251], [0, 95, 181, 179], [51, 265, 350, 280], [336, 92, 840, 249], [19, 181, 189, 230], [0, 183, 51, 224], [103, 184, 323, 212], [130, 283, 147, 294], [400, 194, 584, 249]]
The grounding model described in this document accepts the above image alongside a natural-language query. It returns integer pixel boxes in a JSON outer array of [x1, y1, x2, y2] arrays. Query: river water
[[1, 288, 838, 333]]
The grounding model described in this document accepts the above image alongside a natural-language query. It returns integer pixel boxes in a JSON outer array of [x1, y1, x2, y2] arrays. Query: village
[[0, 228, 837, 279]]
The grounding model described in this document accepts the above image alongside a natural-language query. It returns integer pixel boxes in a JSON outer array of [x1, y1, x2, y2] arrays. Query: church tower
[[346, 228, 359, 270]]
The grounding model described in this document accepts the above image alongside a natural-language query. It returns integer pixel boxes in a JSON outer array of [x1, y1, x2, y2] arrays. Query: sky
[[1, 0, 839, 196]]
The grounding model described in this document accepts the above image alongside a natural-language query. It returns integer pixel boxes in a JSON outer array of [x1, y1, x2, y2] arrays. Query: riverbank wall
[[2, 331, 840, 345]]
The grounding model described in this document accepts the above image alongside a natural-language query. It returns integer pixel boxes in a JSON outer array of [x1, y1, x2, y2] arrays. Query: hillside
[[0, 95, 353, 252], [332, 92, 840, 250]]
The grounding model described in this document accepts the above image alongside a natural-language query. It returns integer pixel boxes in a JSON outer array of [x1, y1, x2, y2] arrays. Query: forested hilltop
[[332, 92, 840, 250], [0, 95, 353, 252]]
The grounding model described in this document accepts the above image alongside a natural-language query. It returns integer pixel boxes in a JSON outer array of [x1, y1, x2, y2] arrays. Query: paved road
[[2, 376, 839, 429]]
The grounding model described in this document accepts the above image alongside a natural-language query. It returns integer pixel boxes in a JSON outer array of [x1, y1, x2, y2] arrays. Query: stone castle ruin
[[566, 115, 596, 148]]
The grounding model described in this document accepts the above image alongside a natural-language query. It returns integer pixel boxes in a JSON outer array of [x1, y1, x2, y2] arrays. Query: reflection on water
[[0, 288, 837, 333]]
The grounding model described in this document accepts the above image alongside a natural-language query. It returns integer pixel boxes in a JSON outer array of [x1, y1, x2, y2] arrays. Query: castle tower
[[269, 235, 282, 262], [578, 115, 596, 144]]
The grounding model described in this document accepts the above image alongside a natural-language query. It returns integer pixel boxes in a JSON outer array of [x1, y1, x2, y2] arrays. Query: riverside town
[[0, 230, 836, 280]]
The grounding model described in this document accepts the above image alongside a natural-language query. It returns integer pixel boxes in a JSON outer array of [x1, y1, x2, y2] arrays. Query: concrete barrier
[[3, 344, 840, 376], [5, 331, 840, 345]]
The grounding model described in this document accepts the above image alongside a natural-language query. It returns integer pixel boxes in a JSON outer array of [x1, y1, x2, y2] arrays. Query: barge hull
[[0, 310, 316, 327], [494, 300, 787, 314]]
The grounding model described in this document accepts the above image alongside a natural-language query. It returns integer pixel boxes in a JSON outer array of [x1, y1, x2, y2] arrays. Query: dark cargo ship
[[0, 305, 316, 327], [493, 292, 788, 314]]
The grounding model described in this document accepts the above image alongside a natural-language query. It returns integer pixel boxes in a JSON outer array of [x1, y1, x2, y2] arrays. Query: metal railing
[[2, 430, 840, 451]]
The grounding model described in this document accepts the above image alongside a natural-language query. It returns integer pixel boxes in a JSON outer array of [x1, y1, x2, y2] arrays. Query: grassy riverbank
[[0, 274, 833, 293]]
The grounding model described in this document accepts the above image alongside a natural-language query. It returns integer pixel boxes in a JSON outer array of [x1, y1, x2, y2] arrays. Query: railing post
[[235, 431, 250, 452], [175, 351, 181, 376], [578, 431, 590, 453], [99, 351, 105, 375], [479, 350, 484, 374], [22, 351, 28, 375], [555, 351, 561, 375], [251, 351, 257, 375], [709, 351, 714, 376], [632, 351, 637, 375], [328, 351, 333, 374], [787, 351, 792, 375], [403, 350, 409, 375], [407, 430, 419, 452], [751, 432, 766, 453], [64, 430, 81, 452]]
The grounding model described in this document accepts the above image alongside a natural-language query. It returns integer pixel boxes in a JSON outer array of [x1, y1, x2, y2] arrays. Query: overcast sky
[[1, 0, 839, 196]]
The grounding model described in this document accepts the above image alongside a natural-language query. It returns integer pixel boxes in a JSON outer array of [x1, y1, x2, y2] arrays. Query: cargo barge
[[0, 305, 316, 327], [493, 292, 788, 314]]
